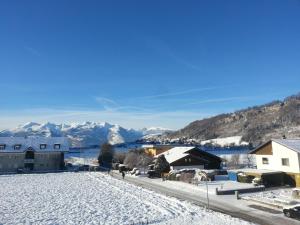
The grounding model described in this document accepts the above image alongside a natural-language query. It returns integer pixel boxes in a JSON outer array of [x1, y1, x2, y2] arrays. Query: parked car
[[283, 204, 300, 219]]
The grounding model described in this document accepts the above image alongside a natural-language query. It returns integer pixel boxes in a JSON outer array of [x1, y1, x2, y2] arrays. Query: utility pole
[[204, 173, 209, 209]]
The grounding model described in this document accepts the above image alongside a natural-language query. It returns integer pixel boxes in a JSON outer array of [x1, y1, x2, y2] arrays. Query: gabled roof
[[272, 139, 300, 153], [0, 137, 69, 152], [155, 146, 220, 164], [250, 139, 300, 154], [156, 147, 194, 164]]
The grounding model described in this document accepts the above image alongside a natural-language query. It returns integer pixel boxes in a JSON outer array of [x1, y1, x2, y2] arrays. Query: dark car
[[283, 204, 300, 219]]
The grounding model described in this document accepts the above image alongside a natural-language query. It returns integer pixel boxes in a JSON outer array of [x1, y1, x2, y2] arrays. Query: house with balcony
[[250, 139, 300, 187], [0, 137, 69, 173]]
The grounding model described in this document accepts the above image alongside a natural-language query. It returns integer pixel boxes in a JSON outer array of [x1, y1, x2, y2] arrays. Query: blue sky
[[0, 0, 300, 130]]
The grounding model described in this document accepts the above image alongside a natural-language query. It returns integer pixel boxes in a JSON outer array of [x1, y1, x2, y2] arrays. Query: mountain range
[[0, 122, 171, 147], [167, 93, 300, 146], [2, 93, 300, 148]]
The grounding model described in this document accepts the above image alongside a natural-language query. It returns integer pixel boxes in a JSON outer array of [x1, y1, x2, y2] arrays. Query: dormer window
[[0, 144, 6, 150], [14, 144, 21, 150], [40, 144, 47, 150], [54, 144, 61, 150]]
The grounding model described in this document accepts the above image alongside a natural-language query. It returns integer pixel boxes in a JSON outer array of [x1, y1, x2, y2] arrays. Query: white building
[[0, 137, 69, 173], [251, 139, 300, 187]]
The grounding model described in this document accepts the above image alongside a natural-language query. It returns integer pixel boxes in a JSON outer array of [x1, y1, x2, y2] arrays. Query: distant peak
[[19, 122, 40, 129]]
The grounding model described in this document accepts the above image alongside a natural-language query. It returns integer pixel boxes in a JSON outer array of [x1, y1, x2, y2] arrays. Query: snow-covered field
[[201, 136, 249, 147], [0, 172, 254, 225]]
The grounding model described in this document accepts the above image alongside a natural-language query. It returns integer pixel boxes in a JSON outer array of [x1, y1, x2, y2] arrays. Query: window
[[0, 144, 6, 150], [54, 144, 61, 150], [14, 144, 21, 150], [281, 158, 290, 166], [40, 144, 47, 150], [262, 157, 269, 165]]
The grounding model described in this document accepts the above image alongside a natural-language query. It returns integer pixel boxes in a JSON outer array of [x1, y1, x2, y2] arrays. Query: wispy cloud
[[94, 96, 148, 112], [24, 46, 41, 57], [186, 96, 260, 105], [95, 97, 119, 110], [134, 86, 230, 100]]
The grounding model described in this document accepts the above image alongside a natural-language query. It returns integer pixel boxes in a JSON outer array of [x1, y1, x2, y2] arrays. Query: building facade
[[0, 137, 69, 173], [251, 139, 300, 187]]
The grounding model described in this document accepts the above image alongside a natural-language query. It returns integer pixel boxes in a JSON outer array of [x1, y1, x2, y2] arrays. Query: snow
[[201, 136, 249, 147], [156, 147, 194, 163], [131, 175, 258, 195], [0, 122, 171, 147], [241, 188, 300, 208], [0, 137, 69, 152], [0, 172, 253, 225]]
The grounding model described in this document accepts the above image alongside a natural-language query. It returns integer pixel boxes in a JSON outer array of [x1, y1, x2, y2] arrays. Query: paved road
[[111, 172, 299, 225]]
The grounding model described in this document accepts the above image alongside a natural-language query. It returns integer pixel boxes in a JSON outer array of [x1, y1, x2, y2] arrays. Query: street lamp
[[203, 173, 209, 209]]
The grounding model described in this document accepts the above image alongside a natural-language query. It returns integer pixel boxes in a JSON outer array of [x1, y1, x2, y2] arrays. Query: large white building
[[0, 137, 69, 173], [251, 139, 300, 187]]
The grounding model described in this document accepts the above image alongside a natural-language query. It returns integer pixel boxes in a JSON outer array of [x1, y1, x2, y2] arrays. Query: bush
[[237, 173, 254, 183]]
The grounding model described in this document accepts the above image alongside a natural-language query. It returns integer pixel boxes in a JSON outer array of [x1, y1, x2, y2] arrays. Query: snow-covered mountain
[[0, 122, 171, 147]]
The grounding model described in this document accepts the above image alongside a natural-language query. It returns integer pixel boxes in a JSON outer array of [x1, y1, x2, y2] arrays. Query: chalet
[[250, 139, 300, 187], [156, 146, 221, 170], [0, 137, 69, 173]]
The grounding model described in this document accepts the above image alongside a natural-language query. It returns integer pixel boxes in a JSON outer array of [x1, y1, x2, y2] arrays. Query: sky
[[0, 0, 300, 130]]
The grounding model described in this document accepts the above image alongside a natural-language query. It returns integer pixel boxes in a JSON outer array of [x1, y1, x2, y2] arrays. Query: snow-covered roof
[[156, 147, 195, 164], [0, 137, 69, 152], [272, 139, 300, 153]]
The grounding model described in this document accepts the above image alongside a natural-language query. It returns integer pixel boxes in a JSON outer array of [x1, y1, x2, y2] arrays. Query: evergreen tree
[[98, 143, 115, 168], [154, 155, 170, 175]]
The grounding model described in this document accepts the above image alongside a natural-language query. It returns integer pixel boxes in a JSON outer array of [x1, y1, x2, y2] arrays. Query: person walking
[[122, 171, 125, 179]]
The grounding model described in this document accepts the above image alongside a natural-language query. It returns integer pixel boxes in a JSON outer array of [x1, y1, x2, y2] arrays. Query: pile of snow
[[0, 122, 171, 147], [0, 172, 253, 225], [201, 136, 249, 147]]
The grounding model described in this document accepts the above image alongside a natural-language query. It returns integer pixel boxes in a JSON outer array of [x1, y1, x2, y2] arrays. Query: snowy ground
[[201, 136, 248, 147], [241, 188, 300, 208], [0, 172, 254, 225]]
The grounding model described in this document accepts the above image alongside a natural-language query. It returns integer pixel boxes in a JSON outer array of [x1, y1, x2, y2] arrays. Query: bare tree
[[245, 154, 255, 168], [137, 153, 153, 173], [227, 154, 241, 169], [113, 151, 126, 163], [124, 151, 139, 170]]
